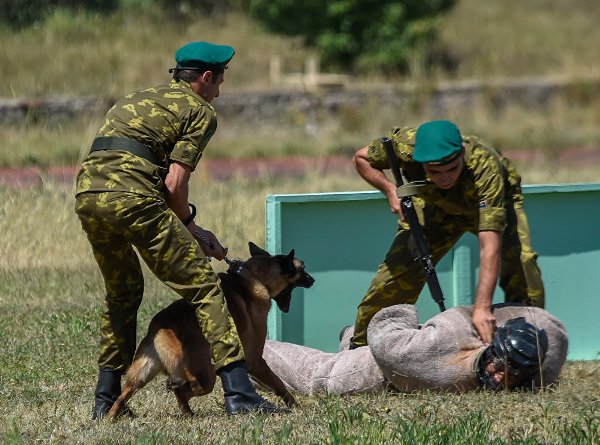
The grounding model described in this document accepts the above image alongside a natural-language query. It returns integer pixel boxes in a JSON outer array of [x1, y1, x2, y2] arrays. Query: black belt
[[89, 136, 160, 165]]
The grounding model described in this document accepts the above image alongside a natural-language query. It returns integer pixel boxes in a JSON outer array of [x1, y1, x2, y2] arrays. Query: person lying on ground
[[260, 303, 567, 395]]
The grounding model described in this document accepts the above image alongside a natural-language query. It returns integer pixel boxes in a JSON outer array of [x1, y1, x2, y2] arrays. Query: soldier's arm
[[472, 230, 502, 345], [353, 145, 402, 218], [165, 161, 193, 221], [164, 161, 227, 260]]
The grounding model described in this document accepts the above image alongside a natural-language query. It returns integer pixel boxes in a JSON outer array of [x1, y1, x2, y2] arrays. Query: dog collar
[[225, 258, 245, 275]]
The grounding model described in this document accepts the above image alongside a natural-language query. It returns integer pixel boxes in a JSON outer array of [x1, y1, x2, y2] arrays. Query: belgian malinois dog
[[107, 242, 314, 418]]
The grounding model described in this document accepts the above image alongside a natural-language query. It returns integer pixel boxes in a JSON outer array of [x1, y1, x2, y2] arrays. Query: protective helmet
[[477, 317, 548, 389], [493, 317, 548, 374]]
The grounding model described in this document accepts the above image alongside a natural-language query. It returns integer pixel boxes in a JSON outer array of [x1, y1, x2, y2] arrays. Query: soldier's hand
[[385, 188, 404, 220], [472, 306, 496, 345], [396, 200, 405, 221], [192, 227, 228, 261]]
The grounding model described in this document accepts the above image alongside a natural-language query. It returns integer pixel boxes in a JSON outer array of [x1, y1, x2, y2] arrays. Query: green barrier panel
[[266, 183, 600, 360]]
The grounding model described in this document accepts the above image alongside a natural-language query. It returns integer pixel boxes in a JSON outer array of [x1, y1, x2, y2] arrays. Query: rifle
[[381, 137, 446, 312]]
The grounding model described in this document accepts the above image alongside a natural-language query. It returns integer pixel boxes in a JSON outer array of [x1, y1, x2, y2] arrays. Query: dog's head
[[243, 242, 315, 313]]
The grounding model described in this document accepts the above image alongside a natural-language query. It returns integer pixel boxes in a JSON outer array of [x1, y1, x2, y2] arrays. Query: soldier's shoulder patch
[[202, 129, 214, 144]]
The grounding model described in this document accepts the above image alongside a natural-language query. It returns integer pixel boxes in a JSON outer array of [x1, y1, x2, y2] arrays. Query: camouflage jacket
[[76, 79, 217, 197], [366, 127, 523, 232]]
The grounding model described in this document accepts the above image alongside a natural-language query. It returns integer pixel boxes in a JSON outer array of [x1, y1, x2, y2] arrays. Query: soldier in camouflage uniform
[[75, 41, 284, 419], [350, 120, 544, 349]]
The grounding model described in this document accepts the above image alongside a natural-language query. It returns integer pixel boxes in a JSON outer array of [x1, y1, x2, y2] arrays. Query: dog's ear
[[249, 242, 270, 257], [280, 250, 297, 276]]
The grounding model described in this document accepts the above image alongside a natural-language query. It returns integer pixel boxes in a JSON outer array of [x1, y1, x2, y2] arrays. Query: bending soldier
[[351, 120, 544, 348]]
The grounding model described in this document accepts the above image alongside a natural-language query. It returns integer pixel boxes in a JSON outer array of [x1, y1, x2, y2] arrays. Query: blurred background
[[0, 0, 598, 180]]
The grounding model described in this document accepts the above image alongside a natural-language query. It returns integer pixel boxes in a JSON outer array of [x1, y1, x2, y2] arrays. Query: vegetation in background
[[1, 0, 599, 97], [0, 0, 117, 28], [0, 9, 314, 97], [0, 0, 231, 28], [434, 0, 600, 80], [241, 0, 455, 73], [2, 0, 456, 74]]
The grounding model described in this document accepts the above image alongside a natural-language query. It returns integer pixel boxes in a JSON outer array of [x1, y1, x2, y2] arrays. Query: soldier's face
[[486, 357, 523, 388], [423, 153, 464, 189], [197, 72, 224, 103]]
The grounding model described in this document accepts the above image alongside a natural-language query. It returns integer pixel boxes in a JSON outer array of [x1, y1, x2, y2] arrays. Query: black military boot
[[91, 369, 132, 420], [219, 361, 288, 415]]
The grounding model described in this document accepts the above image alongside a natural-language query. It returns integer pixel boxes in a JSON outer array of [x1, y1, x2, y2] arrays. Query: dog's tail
[[107, 337, 163, 419]]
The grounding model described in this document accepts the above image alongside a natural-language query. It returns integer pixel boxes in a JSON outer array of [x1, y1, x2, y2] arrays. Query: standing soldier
[[75, 41, 284, 419], [350, 120, 544, 348]]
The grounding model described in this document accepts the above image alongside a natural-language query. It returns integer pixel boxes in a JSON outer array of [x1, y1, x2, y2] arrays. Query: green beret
[[413, 120, 463, 164], [175, 41, 235, 69]]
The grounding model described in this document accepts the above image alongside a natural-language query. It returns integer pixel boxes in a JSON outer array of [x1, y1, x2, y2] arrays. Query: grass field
[[0, 178, 599, 444]]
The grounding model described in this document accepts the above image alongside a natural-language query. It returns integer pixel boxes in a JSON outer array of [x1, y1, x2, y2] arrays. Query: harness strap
[[89, 136, 161, 165], [225, 259, 271, 301]]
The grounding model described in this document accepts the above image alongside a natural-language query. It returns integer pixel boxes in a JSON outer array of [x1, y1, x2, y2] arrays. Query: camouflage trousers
[[352, 203, 544, 347], [75, 191, 244, 372]]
